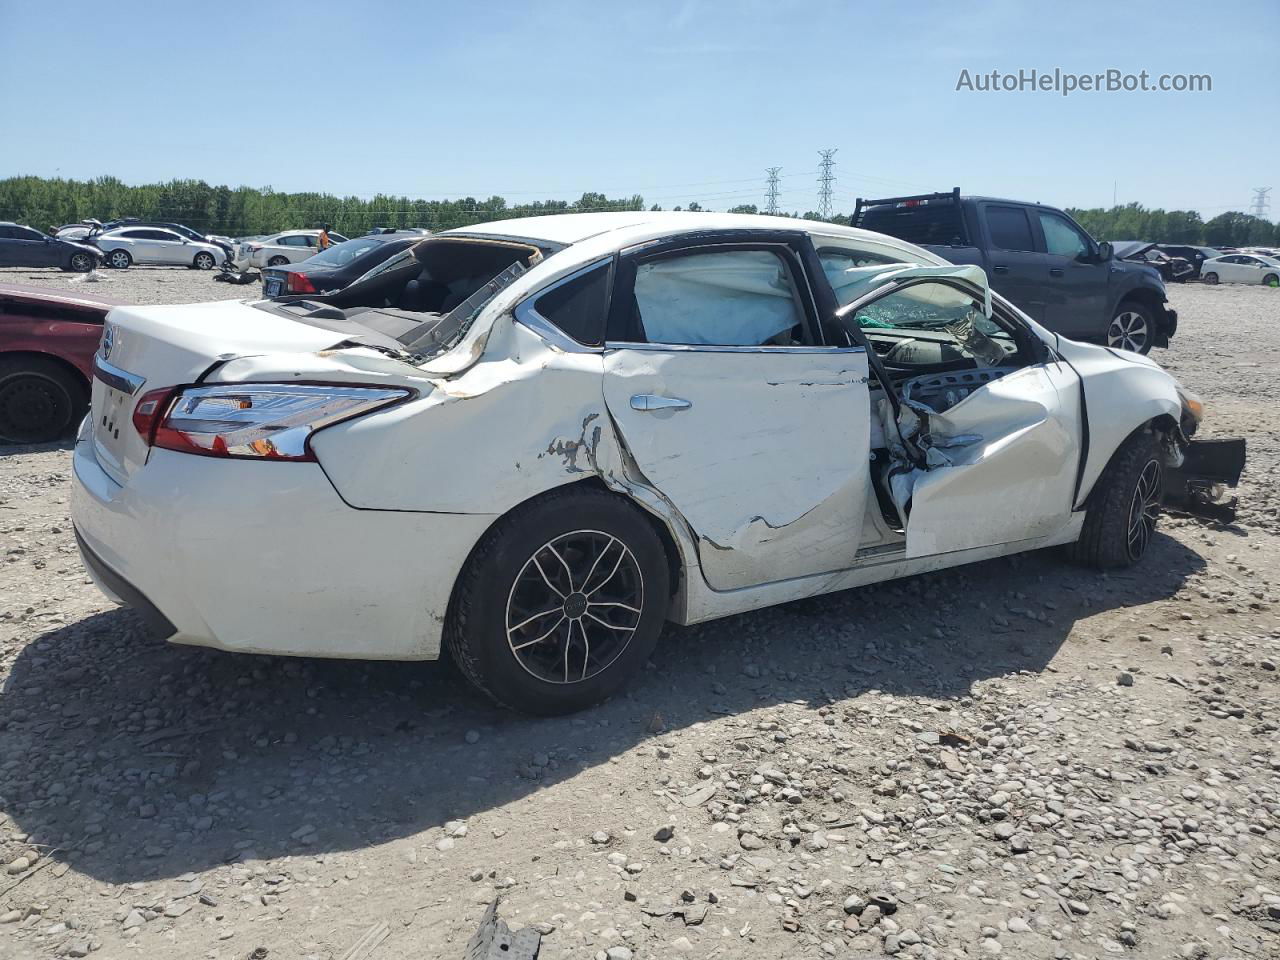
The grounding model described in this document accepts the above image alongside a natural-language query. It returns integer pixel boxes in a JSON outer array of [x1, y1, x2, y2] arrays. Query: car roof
[[437, 210, 930, 249]]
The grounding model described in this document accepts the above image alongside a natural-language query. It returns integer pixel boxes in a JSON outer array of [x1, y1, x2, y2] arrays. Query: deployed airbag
[[634, 250, 799, 346]]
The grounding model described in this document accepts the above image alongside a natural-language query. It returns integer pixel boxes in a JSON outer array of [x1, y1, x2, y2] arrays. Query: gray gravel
[[0, 273, 1277, 959]]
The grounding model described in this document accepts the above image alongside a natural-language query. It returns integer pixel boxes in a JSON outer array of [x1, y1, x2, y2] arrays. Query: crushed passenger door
[[603, 345, 871, 591]]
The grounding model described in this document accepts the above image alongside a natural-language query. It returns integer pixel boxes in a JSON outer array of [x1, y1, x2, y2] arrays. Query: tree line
[[1, 176, 1276, 248]]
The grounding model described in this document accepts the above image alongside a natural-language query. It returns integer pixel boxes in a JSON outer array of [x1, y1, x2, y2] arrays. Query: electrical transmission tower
[[1250, 187, 1272, 220], [764, 167, 781, 215], [817, 149, 838, 220]]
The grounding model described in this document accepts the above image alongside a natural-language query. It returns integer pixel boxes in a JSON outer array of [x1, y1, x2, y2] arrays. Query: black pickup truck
[[853, 189, 1177, 354]]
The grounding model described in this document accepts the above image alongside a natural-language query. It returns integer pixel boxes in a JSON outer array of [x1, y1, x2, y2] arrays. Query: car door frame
[[975, 201, 1050, 323], [1030, 207, 1110, 338], [830, 274, 1083, 559], [601, 228, 876, 591]]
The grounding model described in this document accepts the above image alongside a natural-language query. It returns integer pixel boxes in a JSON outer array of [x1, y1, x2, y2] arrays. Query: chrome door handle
[[630, 394, 692, 412]]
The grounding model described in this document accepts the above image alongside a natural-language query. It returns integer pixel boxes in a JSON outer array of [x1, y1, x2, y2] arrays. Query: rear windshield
[[307, 237, 390, 267], [858, 201, 967, 247]]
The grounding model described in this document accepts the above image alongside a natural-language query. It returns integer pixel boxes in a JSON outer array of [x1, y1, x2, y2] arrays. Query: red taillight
[[132, 388, 176, 444], [146, 384, 411, 461], [286, 272, 316, 293]]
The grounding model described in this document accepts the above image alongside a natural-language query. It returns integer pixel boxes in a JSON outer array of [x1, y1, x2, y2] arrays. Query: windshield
[[307, 237, 388, 267]]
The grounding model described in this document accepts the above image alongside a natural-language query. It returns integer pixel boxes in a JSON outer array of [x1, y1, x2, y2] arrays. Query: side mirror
[[1095, 241, 1114, 262]]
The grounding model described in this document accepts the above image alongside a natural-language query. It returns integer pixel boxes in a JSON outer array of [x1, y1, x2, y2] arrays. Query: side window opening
[[531, 262, 610, 346], [626, 248, 805, 347], [819, 249, 917, 307], [851, 281, 1020, 376]]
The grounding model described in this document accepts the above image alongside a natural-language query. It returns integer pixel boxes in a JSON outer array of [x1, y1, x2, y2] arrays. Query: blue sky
[[1, 0, 1275, 219]]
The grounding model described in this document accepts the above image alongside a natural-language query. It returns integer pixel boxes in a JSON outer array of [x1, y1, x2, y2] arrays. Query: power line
[[764, 167, 781, 215], [817, 149, 838, 220], [1250, 187, 1272, 220]]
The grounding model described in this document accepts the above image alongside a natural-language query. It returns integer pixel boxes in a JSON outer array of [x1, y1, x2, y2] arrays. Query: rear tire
[[1202, 272, 1218, 285], [0, 356, 87, 444], [106, 249, 132, 270], [444, 487, 670, 715], [1068, 431, 1163, 570], [267, 255, 289, 267], [193, 251, 216, 270]]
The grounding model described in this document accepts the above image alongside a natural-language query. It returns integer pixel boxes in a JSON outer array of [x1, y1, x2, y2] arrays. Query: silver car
[[96, 227, 226, 270]]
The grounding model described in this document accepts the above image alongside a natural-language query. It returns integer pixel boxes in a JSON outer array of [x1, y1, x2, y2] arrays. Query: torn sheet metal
[[465, 899, 541, 960], [887, 363, 1082, 558], [822, 260, 992, 316]]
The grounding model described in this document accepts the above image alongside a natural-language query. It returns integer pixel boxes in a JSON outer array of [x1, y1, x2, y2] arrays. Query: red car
[[0, 284, 111, 443]]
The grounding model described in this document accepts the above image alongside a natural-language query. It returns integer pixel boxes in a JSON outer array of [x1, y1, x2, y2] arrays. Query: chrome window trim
[[513, 257, 614, 354], [603, 341, 863, 356], [92, 355, 145, 395]]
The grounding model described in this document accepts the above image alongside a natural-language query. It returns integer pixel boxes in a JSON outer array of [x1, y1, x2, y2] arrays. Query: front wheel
[[1263, 273, 1279, 288], [68, 252, 95, 272], [1107, 302, 1155, 354], [1202, 272, 1218, 285], [106, 249, 132, 270], [193, 251, 216, 270], [1069, 431, 1163, 569], [445, 488, 670, 715]]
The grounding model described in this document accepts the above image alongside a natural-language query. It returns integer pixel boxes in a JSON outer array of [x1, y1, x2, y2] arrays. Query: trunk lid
[[90, 299, 347, 485]]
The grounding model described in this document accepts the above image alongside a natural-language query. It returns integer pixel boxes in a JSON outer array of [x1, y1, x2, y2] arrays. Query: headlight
[[1176, 385, 1205, 430]]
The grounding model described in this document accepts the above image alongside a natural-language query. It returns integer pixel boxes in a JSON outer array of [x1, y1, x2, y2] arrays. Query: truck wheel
[[1069, 430, 1163, 569], [445, 487, 670, 715], [1106, 302, 1154, 354], [1202, 272, 1218, 285]]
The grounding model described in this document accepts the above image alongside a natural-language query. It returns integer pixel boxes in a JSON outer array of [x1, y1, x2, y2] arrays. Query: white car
[[1199, 254, 1280, 286], [237, 230, 350, 269], [96, 227, 226, 270], [71, 213, 1243, 714]]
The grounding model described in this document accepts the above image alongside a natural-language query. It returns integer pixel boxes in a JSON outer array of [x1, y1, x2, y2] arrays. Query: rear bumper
[[70, 439, 492, 660], [74, 527, 176, 639]]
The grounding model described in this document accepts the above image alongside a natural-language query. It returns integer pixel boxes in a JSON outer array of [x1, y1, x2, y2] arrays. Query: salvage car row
[[0, 211, 1246, 715]]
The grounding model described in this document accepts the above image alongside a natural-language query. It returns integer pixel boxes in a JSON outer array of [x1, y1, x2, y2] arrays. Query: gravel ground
[[0, 271, 1278, 960]]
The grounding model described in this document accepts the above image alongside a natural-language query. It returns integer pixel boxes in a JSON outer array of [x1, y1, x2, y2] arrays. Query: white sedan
[[71, 213, 1243, 714], [96, 227, 226, 270], [236, 230, 349, 269], [1199, 253, 1280, 286]]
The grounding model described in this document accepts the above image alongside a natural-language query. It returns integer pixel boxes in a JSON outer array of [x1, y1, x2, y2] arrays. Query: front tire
[[1069, 431, 1163, 569], [1202, 272, 1218, 285], [1264, 273, 1279, 288], [106, 249, 132, 270], [193, 251, 216, 270], [1106, 301, 1155, 354], [445, 487, 670, 715], [0, 357, 86, 444], [68, 252, 94, 273]]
